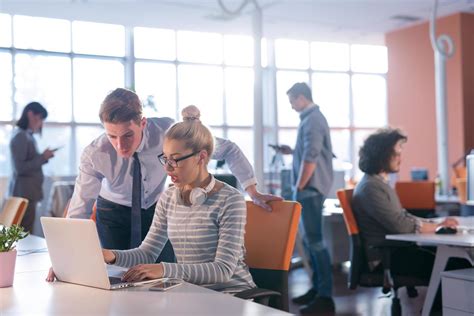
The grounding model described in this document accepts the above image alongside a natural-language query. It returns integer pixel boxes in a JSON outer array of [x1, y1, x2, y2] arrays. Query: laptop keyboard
[[109, 277, 125, 285]]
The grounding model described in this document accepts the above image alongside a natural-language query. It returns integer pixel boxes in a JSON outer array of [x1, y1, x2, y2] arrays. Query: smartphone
[[149, 280, 182, 291], [51, 146, 63, 152]]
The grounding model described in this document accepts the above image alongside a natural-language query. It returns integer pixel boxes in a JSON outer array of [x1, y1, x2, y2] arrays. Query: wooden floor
[[288, 266, 429, 316]]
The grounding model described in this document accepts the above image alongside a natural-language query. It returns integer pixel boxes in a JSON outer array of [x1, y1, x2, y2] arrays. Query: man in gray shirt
[[282, 82, 335, 314]]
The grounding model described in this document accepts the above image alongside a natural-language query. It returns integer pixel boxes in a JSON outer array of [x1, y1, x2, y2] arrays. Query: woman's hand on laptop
[[121, 264, 164, 282], [102, 249, 116, 264], [45, 267, 56, 282]]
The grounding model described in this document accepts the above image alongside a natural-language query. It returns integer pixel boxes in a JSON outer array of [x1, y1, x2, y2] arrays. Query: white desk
[[386, 220, 474, 316], [1, 236, 290, 316]]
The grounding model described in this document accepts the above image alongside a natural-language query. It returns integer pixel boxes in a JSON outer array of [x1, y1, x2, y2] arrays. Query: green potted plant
[[0, 225, 28, 287]]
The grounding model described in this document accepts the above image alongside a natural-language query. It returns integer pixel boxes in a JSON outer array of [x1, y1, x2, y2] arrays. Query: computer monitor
[[467, 152, 474, 205]]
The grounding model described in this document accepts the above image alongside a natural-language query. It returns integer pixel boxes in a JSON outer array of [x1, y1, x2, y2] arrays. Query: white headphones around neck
[[189, 174, 216, 206]]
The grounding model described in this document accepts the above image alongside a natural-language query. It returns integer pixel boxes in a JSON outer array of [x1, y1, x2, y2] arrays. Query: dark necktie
[[130, 152, 142, 248]]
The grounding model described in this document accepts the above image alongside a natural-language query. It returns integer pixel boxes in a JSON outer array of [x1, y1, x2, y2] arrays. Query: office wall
[[386, 13, 474, 181]]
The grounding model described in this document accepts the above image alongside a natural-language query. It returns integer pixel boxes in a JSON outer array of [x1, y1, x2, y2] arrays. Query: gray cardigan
[[352, 174, 421, 263]]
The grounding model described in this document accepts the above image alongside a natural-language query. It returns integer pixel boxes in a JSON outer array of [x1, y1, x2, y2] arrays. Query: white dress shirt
[[67, 117, 257, 218]]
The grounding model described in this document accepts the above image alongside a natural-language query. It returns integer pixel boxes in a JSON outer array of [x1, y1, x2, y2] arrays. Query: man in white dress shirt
[[66, 88, 279, 261]]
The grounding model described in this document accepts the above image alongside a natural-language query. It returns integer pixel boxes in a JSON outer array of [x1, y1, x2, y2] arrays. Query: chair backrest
[[0, 197, 29, 227], [244, 200, 301, 271], [244, 200, 301, 311], [337, 189, 364, 289], [395, 181, 435, 209], [337, 189, 358, 235]]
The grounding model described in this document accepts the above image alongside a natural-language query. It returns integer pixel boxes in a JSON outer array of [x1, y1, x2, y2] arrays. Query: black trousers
[[95, 196, 175, 263]]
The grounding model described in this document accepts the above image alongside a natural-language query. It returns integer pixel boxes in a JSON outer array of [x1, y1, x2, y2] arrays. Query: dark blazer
[[8, 128, 47, 201], [352, 174, 419, 263]]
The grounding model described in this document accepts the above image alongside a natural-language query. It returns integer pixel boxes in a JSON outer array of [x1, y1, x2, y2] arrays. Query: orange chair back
[[0, 197, 29, 227], [395, 181, 435, 209], [244, 200, 301, 271], [337, 189, 359, 235]]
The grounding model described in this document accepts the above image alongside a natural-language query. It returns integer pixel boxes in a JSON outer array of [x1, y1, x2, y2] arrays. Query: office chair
[[235, 200, 301, 311], [395, 181, 436, 218], [337, 189, 428, 316], [0, 197, 29, 227]]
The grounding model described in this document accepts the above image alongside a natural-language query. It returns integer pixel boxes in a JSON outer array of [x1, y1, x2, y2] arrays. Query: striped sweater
[[113, 183, 256, 293]]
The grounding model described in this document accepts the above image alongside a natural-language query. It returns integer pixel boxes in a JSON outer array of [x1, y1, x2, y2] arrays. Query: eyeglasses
[[158, 151, 199, 168]]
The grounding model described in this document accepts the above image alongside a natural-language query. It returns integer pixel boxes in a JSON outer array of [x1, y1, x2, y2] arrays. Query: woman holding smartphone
[[8, 102, 55, 232], [101, 106, 256, 293]]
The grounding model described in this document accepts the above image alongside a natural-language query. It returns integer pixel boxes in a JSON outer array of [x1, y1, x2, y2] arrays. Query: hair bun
[[181, 105, 201, 122]]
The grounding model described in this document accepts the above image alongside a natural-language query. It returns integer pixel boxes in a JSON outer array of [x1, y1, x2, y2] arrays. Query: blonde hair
[[99, 88, 142, 125], [166, 105, 214, 159]]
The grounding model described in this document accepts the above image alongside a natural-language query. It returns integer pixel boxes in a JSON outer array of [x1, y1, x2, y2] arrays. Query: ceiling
[[1, 0, 473, 44]]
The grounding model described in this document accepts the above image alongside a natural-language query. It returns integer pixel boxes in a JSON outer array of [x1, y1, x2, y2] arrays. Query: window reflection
[[178, 65, 223, 126], [311, 42, 349, 71], [330, 129, 350, 163], [0, 125, 13, 176], [177, 31, 222, 64], [36, 126, 72, 176], [0, 53, 12, 121], [14, 54, 72, 122], [351, 44, 388, 73], [275, 39, 309, 70], [0, 14, 12, 47], [312, 73, 350, 127], [73, 21, 125, 57], [225, 67, 254, 126], [73, 58, 124, 123], [352, 74, 387, 127], [227, 129, 254, 167], [14, 15, 70, 52], [135, 62, 177, 120], [134, 27, 176, 60], [224, 35, 254, 67]]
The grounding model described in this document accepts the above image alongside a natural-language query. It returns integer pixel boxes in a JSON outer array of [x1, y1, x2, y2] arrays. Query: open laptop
[[41, 217, 160, 290]]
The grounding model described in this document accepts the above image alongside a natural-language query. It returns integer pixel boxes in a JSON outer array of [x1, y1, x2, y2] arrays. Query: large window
[[0, 13, 388, 182], [275, 41, 388, 179], [1, 15, 126, 176]]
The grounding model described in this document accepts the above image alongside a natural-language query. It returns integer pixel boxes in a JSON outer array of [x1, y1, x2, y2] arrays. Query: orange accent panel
[[244, 200, 301, 271], [337, 189, 359, 235], [395, 181, 435, 209]]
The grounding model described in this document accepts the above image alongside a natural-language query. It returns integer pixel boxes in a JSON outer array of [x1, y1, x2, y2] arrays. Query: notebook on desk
[[41, 217, 160, 290]]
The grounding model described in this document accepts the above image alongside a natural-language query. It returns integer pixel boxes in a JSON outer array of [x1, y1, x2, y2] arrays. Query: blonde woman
[[102, 107, 255, 293]]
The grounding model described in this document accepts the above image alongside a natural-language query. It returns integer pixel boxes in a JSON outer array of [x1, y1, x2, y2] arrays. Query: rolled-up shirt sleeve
[[213, 137, 257, 189], [67, 150, 104, 219]]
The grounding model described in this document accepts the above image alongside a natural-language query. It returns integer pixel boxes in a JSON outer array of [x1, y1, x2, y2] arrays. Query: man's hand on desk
[[419, 217, 459, 234], [46, 267, 56, 282], [440, 217, 459, 228], [246, 184, 283, 211]]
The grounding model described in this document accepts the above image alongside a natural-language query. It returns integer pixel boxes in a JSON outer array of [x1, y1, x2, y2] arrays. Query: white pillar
[[252, 8, 265, 191]]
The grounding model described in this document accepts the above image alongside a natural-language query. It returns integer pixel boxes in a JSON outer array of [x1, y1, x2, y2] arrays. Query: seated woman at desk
[[102, 108, 255, 293]]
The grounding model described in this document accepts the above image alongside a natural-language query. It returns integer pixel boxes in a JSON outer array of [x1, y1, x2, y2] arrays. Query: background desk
[[386, 220, 474, 316], [1, 236, 289, 316]]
